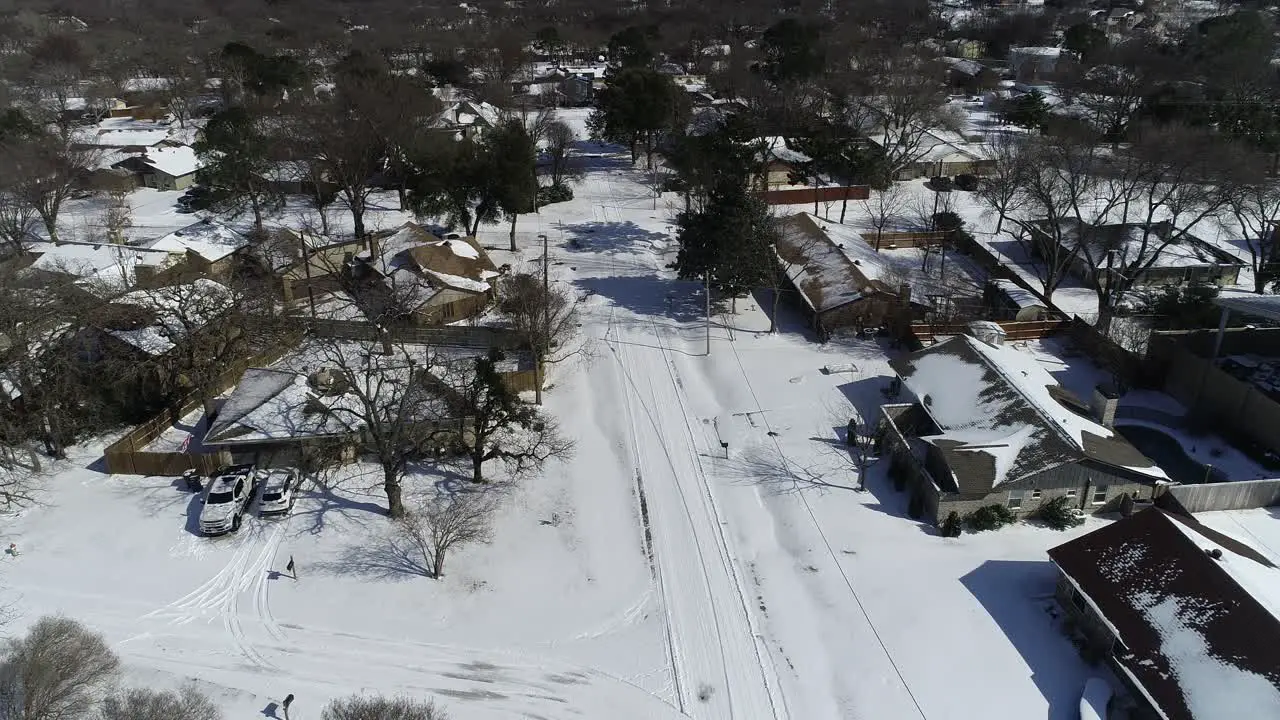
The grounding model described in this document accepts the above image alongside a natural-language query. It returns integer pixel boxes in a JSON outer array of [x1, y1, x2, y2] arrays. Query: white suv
[[258, 468, 301, 517], [199, 466, 256, 535]]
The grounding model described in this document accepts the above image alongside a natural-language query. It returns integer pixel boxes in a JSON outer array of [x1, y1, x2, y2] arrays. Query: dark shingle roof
[[1048, 508, 1280, 720]]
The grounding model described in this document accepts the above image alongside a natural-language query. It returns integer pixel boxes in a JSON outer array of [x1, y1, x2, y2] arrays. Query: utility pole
[[301, 231, 316, 320], [705, 272, 712, 356], [537, 233, 548, 405]]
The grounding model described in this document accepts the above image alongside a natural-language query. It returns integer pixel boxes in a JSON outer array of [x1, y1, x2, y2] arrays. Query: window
[[1008, 490, 1024, 510], [1066, 488, 1078, 498], [1093, 485, 1109, 504], [1031, 489, 1042, 500]]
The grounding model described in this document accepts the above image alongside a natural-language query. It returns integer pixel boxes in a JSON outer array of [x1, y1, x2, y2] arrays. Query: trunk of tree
[[471, 449, 485, 483], [840, 194, 849, 224], [431, 547, 446, 578], [383, 466, 404, 518], [38, 208, 58, 243], [509, 213, 517, 252], [318, 206, 330, 235], [397, 180, 408, 212], [875, 227, 883, 251], [352, 205, 366, 240], [629, 137, 639, 164], [995, 213, 1004, 235], [731, 295, 737, 313], [769, 286, 780, 333], [250, 197, 263, 232], [202, 394, 218, 422]]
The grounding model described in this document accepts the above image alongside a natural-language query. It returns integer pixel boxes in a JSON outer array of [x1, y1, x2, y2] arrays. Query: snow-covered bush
[[941, 512, 963, 537], [1037, 496, 1085, 531], [964, 504, 1016, 532]]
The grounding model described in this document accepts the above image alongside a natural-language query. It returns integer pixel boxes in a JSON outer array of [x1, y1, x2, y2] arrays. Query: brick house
[[1048, 508, 1280, 720], [775, 213, 921, 341], [878, 324, 1168, 525]]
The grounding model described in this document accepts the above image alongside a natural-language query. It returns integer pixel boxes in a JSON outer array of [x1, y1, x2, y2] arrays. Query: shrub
[[536, 183, 573, 207], [964, 504, 1016, 532], [1038, 495, 1085, 531], [941, 511, 963, 537]]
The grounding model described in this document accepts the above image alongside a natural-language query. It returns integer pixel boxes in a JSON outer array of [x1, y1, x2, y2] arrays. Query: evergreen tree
[[674, 180, 779, 312], [195, 107, 281, 231], [589, 68, 686, 165]]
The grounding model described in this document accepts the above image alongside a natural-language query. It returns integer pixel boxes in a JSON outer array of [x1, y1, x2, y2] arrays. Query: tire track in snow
[[144, 520, 286, 671], [719, 336, 928, 720]]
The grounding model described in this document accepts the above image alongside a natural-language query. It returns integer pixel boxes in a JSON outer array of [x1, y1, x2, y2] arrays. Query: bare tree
[[976, 133, 1028, 235], [98, 685, 222, 720], [543, 120, 582, 189], [308, 339, 454, 518], [0, 616, 121, 720], [0, 192, 36, 257], [1225, 165, 1280, 293], [322, 694, 449, 720], [495, 272, 584, 362], [0, 133, 101, 243], [398, 489, 499, 578], [861, 183, 907, 251]]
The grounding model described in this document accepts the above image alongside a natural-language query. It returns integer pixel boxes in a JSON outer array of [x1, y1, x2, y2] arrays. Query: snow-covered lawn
[[3, 108, 1145, 720]]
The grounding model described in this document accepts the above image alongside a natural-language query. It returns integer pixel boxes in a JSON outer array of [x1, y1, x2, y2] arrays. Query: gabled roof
[[140, 220, 249, 266], [204, 368, 357, 445], [137, 145, 201, 178], [1048, 508, 1280, 720], [774, 213, 895, 314], [356, 222, 499, 307], [889, 334, 1165, 492], [25, 241, 171, 292], [102, 278, 234, 356], [1034, 219, 1245, 270]]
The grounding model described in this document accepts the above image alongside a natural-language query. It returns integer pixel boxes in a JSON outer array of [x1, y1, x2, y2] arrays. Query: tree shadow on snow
[[577, 275, 706, 324], [560, 221, 670, 257], [960, 560, 1091, 720], [312, 535, 431, 582], [720, 442, 858, 495], [289, 469, 388, 538]]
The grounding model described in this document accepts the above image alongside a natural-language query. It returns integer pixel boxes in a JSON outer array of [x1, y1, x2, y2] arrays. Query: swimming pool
[[1116, 425, 1215, 485]]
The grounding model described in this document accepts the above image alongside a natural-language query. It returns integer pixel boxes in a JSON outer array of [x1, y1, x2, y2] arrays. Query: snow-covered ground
[[4, 108, 1172, 720]]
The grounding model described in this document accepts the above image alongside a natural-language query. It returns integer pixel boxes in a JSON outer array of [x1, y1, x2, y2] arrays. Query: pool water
[[1116, 425, 1214, 485]]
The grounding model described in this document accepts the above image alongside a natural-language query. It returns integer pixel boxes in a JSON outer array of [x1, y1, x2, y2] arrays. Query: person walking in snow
[[5, 543, 17, 557]]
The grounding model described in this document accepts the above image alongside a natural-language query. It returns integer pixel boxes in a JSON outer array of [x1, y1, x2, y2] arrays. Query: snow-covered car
[[258, 468, 302, 517], [199, 466, 256, 535]]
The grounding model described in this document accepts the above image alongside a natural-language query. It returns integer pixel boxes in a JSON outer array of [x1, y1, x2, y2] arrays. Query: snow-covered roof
[[992, 279, 1046, 310], [204, 368, 358, 444], [422, 269, 490, 293], [72, 127, 171, 148], [1214, 290, 1280, 323], [757, 137, 812, 166], [355, 222, 498, 310], [104, 278, 234, 356], [138, 145, 201, 178], [25, 241, 172, 292], [774, 214, 895, 314], [890, 334, 1166, 491], [1011, 46, 1064, 58], [1049, 508, 1280, 720], [1039, 220, 1244, 270], [140, 220, 249, 266], [428, 100, 501, 131]]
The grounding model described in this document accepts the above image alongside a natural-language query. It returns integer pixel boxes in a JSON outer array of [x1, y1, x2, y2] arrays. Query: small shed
[[990, 279, 1048, 321]]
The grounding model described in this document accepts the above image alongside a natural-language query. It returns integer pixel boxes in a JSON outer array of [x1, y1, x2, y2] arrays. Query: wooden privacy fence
[[756, 185, 870, 206], [1164, 478, 1280, 513], [871, 230, 951, 250], [910, 316, 1069, 343], [303, 318, 527, 350], [101, 338, 301, 477]]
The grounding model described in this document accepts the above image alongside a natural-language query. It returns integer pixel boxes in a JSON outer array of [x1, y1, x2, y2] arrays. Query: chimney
[[1091, 382, 1120, 428], [966, 320, 1007, 347]]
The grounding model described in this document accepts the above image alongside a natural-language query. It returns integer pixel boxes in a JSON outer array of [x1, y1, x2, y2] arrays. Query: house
[[1008, 47, 1071, 83], [754, 137, 812, 189], [71, 117, 176, 152], [1048, 508, 1280, 720], [945, 58, 1000, 94], [1029, 220, 1246, 288], [349, 222, 500, 325], [775, 213, 918, 340], [19, 241, 174, 297], [426, 100, 502, 141], [204, 343, 533, 467], [111, 145, 201, 191], [879, 324, 1168, 525], [987, 279, 1049, 321], [255, 161, 334, 196], [88, 278, 237, 361], [135, 220, 250, 286], [559, 74, 594, 106]]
